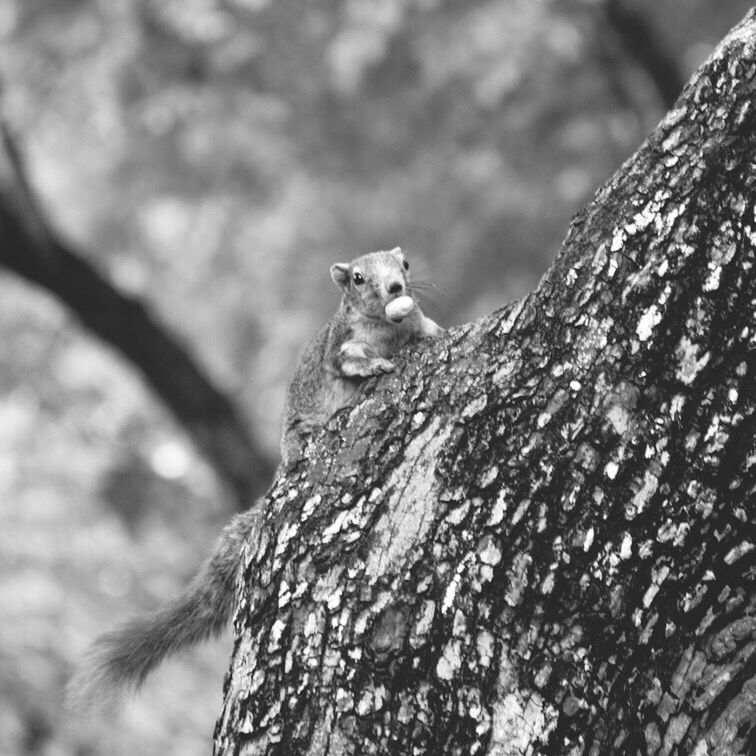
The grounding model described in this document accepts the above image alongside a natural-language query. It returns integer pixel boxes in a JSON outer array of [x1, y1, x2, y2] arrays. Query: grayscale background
[[0, 1, 750, 753]]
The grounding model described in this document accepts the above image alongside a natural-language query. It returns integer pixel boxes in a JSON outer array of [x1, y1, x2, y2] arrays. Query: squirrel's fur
[[68, 247, 442, 708], [281, 247, 443, 463]]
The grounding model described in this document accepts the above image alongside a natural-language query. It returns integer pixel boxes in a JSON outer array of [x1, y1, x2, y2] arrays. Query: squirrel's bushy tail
[[67, 510, 257, 711]]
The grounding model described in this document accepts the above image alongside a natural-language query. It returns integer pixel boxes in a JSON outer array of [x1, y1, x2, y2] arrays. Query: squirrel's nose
[[387, 281, 404, 295]]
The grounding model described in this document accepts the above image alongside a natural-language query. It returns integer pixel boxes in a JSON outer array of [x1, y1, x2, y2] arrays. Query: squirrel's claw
[[370, 358, 395, 375], [341, 357, 395, 377]]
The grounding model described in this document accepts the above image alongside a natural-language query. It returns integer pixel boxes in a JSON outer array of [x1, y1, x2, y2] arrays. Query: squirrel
[[68, 247, 443, 708], [281, 246, 443, 464]]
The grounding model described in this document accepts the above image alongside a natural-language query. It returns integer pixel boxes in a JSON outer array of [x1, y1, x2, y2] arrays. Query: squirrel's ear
[[388, 246, 402, 258], [330, 263, 350, 290]]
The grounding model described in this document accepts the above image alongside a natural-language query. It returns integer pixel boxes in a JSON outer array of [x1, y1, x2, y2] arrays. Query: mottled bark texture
[[216, 13, 756, 755]]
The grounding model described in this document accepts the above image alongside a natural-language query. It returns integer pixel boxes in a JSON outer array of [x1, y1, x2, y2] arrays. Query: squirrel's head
[[330, 247, 411, 322]]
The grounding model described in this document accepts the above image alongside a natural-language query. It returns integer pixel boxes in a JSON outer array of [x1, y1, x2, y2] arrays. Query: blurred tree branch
[[0, 119, 275, 509], [604, 0, 686, 109]]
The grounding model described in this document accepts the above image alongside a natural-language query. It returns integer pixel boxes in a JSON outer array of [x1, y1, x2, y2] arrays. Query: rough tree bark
[[0, 124, 275, 507], [215, 13, 756, 755]]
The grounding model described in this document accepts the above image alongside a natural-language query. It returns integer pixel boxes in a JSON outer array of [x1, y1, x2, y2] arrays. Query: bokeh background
[[0, 1, 751, 753]]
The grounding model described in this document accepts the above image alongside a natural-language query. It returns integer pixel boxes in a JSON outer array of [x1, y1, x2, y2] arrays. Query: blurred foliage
[[0, 0, 751, 753]]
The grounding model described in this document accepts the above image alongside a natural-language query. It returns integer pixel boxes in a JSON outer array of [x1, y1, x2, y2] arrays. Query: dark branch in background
[[0, 120, 275, 509], [604, 0, 686, 110]]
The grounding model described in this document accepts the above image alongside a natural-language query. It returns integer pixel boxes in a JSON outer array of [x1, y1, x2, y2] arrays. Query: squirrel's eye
[[403, 260, 409, 270], [353, 272, 364, 285]]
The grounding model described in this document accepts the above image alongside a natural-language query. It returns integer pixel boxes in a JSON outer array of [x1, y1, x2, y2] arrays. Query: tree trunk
[[215, 11, 756, 754]]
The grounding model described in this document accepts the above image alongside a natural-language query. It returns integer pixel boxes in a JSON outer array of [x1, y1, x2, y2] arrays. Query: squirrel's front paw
[[368, 358, 395, 375], [341, 357, 395, 377]]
